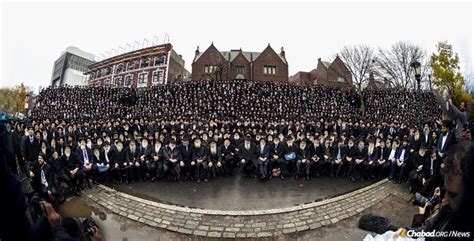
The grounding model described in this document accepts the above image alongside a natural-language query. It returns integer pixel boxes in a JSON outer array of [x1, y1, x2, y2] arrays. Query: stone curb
[[86, 179, 393, 237], [95, 178, 388, 216]]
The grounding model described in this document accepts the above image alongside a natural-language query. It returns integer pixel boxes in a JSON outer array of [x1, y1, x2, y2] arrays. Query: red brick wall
[[252, 46, 288, 82], [230, 52, 251, 80], [191, 44, 230, 81]]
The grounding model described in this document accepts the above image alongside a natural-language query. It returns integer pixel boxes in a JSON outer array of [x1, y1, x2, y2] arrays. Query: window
[[106, 67, 112, 75], [114, 77, 122, 86], [115, 64, 124, 74], [125, 74, 133, 87], [263, 65, 276, 75], [152, 71, 164, 84], [97, 70, 102, 78], [104, 79, 111, 86], [140, 58, 150, 68], [236, 66, 245, 75], [154, 55, 166, 66], [204, 65, 217, 74], [127, 61, 135, 71], [138, 73, 148, 84]]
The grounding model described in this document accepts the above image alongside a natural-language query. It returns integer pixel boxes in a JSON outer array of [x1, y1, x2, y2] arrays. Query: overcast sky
[[1, 1, 472, 92]]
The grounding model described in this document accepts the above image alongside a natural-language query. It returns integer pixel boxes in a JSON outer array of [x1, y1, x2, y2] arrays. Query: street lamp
[[410, 61, 422, 127]]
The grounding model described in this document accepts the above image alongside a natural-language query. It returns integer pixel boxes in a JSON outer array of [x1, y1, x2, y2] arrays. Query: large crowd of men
[[5, 80, 449, 203], [31, 80, 442, 124], [2, 78, 473, 241]]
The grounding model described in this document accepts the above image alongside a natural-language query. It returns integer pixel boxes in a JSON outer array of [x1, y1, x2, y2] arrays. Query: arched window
[[154, 54, 166, 66], [127, 61, 135, 71], [115, 64, 124, 74], [140, 58, 150, 68]]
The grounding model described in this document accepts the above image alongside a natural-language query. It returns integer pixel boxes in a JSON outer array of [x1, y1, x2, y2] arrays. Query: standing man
[[447, 98, 468, 141]]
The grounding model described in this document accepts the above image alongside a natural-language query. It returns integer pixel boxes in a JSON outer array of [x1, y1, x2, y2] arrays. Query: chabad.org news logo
[[401, 229, 471, 238]]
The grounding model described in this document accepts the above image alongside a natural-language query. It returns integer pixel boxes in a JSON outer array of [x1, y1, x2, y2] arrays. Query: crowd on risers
[[1, 77, 473, 240], [31, 79, 442, 125]]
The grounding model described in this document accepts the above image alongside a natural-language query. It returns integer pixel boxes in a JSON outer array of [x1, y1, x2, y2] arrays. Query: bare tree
[[203, 52, 228, 81], [338, 44, 376, 117], [375, 41, 430, 89]]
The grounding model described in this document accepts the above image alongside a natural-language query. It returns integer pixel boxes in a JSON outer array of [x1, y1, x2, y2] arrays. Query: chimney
[[280, 47, 285, 58], [195, 46, 199, 56]]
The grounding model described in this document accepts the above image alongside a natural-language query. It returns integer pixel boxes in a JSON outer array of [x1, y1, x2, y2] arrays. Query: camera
[[81, 217, 99, 238], [28, 193, 46, 221], [414, 192, 435, 207]]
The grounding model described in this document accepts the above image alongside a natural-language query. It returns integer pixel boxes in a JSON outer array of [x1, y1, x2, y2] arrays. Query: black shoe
[[204, 178, 208, 183], [315, 172, 321, 178], [268, 175, 273, 180], [151, 177, 156, 183], [351, 176, 356, 182], [197, 179, 201, 183], [295, 174, 299, 180], [125, 180, 129, 185], [280, 175, 285, 180]]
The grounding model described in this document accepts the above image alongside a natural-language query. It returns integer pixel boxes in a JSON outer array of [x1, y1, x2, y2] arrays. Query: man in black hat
[[436, 121, 454, 158], [77, 138, 95, 188], [296, 139, 312, 180], [373, 138, 390, 180], [330, 138, 346, 178], [269, 135, 285, 180], [61, 144, 85, 195], [352, 139, 367, 182], [127, 138, 142, 182], [163, 140, 181, 181], [139, 138, 152, 180], [390, 138, 410, 183], [238, 136, 258, 178], [21, 126, 40, 167], [179, 136, 193, 180], [102, 141, 116, 183], [192, 137, 208, 182], [257, 138, 270, 180], [408, 145, 429, 193], [114, 140, 129, 184], [220, 137, 235, 176]]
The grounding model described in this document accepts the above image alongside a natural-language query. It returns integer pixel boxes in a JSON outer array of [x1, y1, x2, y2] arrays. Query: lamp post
[[410, 61, 422, 127]]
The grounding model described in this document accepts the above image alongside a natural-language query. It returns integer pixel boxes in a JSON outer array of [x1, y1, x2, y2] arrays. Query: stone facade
[[191, 43, 288, 82], [289, 56, 353, 88]]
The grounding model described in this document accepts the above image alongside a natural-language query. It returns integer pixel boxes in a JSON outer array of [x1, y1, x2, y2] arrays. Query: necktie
[[83, 149, 89, 164], [41, 168, 48, 188]]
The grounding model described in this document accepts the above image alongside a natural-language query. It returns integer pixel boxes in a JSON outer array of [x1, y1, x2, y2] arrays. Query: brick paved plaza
[[83, 179, 406, 238]]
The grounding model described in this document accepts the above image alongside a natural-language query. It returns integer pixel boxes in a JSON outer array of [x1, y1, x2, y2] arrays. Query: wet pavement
[[57, 180, 414, 240], [108, 175, 374, 210]]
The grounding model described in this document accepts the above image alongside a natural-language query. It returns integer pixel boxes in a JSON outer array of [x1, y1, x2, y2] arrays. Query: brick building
[[191, 43, 288, 82], [289, 56, 353, 88], [86, 43, 188, 87]]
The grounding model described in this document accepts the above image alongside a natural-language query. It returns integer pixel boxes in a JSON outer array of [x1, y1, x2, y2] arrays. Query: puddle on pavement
[[59, 196, 177, 240]]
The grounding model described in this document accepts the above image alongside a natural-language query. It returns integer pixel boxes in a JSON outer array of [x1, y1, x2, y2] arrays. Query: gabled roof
[[220, 50, 261, 63], [321, 61, 331, 68], [193, 44, 287, 64]]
